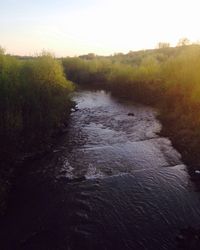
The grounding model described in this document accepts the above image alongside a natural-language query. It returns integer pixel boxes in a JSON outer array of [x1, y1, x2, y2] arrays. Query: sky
[[1, 0, 200, 56]]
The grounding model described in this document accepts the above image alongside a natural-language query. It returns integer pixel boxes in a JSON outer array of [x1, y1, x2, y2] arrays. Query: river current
[[57, 90, 200, 249], [1, 90, 200, 250]]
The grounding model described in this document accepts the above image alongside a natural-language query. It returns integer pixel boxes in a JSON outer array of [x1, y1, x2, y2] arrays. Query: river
[[1, 90, 200, 250]]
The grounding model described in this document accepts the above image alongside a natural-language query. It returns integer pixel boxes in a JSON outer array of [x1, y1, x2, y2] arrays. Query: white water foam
[[58, 159, 74, 179], [85, 163, 104, 180]]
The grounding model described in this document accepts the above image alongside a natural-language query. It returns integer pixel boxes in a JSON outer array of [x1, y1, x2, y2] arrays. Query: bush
[[0, 51, 74, 213], [0, 52, 74, 157]]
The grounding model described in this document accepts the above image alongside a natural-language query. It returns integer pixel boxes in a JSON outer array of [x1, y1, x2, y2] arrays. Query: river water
[[1, 90, 200, 249]]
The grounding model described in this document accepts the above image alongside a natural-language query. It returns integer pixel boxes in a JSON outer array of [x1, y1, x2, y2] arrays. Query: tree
[[177, 37, 190, 47], [79, 53, 96, 60], [0, 46, 5, 55], [157, 42, 170, 49]]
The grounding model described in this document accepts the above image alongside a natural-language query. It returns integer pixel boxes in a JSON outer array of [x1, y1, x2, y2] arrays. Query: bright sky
[[1, 0, 200, 56]]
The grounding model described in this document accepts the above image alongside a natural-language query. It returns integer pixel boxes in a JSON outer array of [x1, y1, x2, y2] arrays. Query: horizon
[[3, 42, 198, 58], [1, 0, 200, 57]]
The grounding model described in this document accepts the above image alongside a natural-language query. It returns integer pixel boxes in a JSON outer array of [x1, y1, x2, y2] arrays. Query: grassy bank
[[62, 45, 200, 171], [0, 49, 74, 213]]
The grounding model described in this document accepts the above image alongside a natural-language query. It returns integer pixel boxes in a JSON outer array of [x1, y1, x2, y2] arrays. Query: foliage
[[0, 52, 74, 212], [157, 42, 170, 49], [62, 44, 200, 166], [0, 52, 74, 158]]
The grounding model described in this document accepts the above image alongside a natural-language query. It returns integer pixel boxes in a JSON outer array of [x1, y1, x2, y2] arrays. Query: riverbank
[[0, 102, 74, 215], [159, 114, 200, 184]]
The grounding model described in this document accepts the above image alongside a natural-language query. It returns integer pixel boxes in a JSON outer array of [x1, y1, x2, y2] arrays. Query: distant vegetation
[[0, 49, 74, 211], [62, 44, 200, 169]]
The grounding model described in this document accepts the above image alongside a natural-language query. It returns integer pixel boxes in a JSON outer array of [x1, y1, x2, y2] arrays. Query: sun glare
[[1, 0, 200, 56]]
